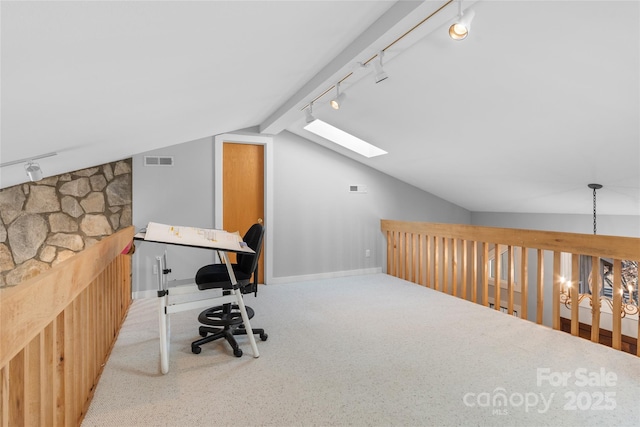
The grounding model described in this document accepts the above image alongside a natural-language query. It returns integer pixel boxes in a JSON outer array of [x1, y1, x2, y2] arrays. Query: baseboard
[[268, 267, 382, 285]]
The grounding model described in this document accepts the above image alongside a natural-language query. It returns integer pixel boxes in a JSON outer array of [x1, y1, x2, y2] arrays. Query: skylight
[[303, 119, 387, 158]]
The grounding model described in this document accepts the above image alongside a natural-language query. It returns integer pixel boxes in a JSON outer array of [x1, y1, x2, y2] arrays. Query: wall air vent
[[144, 156, 174, 167], [349, 184, 367, 193]]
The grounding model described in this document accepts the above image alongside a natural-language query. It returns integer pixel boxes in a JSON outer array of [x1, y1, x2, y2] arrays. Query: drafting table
[[134, 222, 259, 374]]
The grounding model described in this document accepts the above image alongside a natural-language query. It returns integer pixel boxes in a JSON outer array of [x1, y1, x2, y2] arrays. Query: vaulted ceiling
[[2, 1, 638, 216]]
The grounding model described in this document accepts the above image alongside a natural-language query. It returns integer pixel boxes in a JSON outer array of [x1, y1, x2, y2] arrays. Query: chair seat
[[195, 263, 253, 290]]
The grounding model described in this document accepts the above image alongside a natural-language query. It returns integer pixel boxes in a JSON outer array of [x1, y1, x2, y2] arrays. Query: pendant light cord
[[592, 187, 597, 235], [588, 183, 602, 235]]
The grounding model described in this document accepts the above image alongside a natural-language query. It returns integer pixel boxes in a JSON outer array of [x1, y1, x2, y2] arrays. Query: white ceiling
[[2, 1, 638, 216]]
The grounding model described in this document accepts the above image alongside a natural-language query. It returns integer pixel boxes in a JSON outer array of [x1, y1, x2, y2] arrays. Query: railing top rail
[[381, 220, 640, 261]]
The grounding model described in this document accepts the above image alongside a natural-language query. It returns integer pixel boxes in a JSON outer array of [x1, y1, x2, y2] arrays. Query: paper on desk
[[143, 221, 254, 253]]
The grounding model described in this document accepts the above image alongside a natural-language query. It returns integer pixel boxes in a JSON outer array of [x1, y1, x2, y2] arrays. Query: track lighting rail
[[0, 151, 58, 168], [301, 0, 455, 111]]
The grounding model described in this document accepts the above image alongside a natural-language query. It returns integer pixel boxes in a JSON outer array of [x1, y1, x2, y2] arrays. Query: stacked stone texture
[[0, 159, 132, 287]]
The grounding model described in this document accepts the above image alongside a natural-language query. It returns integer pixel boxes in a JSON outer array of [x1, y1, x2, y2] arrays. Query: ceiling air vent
[[144, 156, 174, 167]]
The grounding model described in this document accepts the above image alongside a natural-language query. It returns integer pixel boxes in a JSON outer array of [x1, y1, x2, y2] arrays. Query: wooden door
[[223, 143, 264, 283]]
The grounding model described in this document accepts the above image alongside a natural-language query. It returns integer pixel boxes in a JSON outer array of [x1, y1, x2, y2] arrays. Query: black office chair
[[191, 223, 267, 357]]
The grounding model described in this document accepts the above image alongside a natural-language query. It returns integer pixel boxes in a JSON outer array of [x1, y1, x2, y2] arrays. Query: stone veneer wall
[[0, 159, 132, 287]]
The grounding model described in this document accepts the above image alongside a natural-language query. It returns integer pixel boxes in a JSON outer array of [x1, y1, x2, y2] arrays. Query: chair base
[[191, 304, 267, 357]]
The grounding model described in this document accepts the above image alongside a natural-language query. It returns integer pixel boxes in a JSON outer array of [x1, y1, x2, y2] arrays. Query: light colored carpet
[[83, 274, 640, 426]]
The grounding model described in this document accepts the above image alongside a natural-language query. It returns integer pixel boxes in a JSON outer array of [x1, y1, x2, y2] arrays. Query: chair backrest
[[236, 223, 264, 276]]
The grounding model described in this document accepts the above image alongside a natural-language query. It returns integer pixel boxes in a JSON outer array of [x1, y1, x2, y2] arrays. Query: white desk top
[[134, 221, 255, 254]]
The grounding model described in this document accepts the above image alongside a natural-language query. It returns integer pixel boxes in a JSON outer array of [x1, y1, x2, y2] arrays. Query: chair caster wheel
[[260, 333, 268, 341], [192, 346, 201, 354], [233, 348, 243, 357]]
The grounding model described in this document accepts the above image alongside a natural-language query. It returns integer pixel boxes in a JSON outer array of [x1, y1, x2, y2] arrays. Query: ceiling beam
[[259, 1, 449, 136]]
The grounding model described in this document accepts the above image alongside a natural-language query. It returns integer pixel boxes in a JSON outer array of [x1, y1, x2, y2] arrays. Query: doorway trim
[[214, 132, 274, 284]]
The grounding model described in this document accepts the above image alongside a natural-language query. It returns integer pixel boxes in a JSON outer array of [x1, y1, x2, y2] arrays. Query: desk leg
[[158, 296, 169, 374], [157, 256, 170, 374], [221, 251, 260, 358]]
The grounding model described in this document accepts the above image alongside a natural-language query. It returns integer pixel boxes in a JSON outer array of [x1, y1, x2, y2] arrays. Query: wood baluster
[[443, 238, 449, 294], [472, 241, 478, 304], [591, 256, 601, 343], [494, 243, 501, 311], [461, 240, 468, 300], [418, 234, 425, 286], [452, 238, 458, 297], [507, 245, 514, 315], [521, 247, 528, 321], [482, 242, 489, 307], [612, 259, 622, 350], [571, 254, 580, 336], [537, 249, 544, 325], [552, 251, 561, 330], [426, 235, 432, 289], [434, 237, 441, 292]]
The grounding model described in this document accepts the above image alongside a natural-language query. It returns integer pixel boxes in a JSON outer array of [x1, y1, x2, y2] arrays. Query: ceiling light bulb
[[449, 9, 475, 41], [449, 23, 468, 40], [330, 83, 345, 110]]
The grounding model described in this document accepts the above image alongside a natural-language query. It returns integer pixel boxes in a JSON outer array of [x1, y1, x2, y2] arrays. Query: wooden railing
[[0, 226, 135, 426], [381, 220, 640, 356]]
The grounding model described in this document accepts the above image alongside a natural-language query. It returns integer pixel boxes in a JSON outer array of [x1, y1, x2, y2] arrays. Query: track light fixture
[[449, 0, 475, 40], [0, 152, 56, 182], [25, 162, 44, 182], [300, 0, 466, 116], [305, 102, 315, 124], [330, 82, 346, 110], [372, 51, 388, 84]]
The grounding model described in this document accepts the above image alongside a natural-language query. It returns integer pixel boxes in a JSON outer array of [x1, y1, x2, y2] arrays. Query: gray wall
[[132, 136, 216, 295], [471, 212, 640, 238], [272, 131, 471, 279], [131, 129, 639, 302], [130, 130, 471, 294]]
